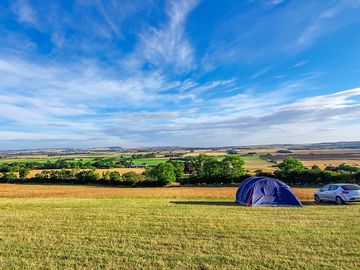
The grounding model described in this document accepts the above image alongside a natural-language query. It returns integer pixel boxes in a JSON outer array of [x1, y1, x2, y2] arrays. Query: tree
[[122, 171, 140, 181], [311, 165, 322, 172], [277, 158, 306, 174], [190, 154, 217, 178], [167, 160, 184, 180], [76, 170, 99, 182], [203, 158, 223, 179], [102, 172, 110, 180], [220, 155, 246, 179], [3, 172, 17, 182], [146, 163, 176, 184], [19, 168, 30, 179], [109, 171, 121, 181], [34, 172, 48, 180]]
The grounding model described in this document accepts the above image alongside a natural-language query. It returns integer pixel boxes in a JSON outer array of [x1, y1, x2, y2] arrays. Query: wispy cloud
[[124, 0, 198, 72], [0, 0, 359, 149], [292, 60, 308, 68], [203, 1, 360, 67], [11, 0, 37, 25], [250, 67, 271, 80]]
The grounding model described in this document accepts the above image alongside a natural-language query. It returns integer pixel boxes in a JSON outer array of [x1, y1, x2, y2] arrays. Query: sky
[[0, 0, 360, 150]]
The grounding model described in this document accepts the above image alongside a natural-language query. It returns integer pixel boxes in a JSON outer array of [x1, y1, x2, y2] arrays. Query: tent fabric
[[235, 176, 302, 207]]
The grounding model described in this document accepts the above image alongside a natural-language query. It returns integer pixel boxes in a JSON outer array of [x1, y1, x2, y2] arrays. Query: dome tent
[[235, 176, 302, 207]]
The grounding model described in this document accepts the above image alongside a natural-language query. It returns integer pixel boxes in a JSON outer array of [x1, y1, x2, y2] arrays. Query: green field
[[132, 158, 170, 165], [1, 191, 359, 269]]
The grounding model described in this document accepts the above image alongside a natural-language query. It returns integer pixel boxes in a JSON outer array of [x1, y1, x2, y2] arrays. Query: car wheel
[[336, 196, 345, 205], [314, 195, 321, 204]]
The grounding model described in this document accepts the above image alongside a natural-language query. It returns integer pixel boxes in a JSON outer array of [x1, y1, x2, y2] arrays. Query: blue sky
[[0, 0, 360, 149]]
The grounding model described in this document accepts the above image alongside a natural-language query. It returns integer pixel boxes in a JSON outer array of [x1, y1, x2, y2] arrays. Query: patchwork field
[[1, 184, 360, 269], [2, 148, 360, 175]]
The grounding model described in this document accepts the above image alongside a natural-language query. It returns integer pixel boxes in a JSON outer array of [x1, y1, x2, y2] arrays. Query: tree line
[[0, 157, 135, 172], [0, 155, 359, 187]]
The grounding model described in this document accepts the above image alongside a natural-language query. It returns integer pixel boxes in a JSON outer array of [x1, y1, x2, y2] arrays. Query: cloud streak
[[0, 0, 359, 149]]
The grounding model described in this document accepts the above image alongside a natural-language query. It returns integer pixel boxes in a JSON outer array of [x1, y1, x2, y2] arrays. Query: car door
[[327, 185, 339, 202], [318, 185, 330, 201]]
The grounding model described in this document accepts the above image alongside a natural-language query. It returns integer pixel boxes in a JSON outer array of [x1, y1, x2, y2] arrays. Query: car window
[[342, 184, 360, 191], [329, 185, 338, 191], [320, 185, 329, 191]]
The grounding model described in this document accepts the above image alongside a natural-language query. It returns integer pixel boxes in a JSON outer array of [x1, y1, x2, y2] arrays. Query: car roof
[[328, 183, 358, 186]]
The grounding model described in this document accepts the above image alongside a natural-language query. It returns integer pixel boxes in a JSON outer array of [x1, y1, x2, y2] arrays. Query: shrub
[[122, 172, 141, 181], [3, 172, 18, 182], [76, 170, 100, 183]]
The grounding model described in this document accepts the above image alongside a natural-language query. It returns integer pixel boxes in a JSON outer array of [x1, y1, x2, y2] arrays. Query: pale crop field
[[301, 159, 360, 169], [1, 184, 359, 269]]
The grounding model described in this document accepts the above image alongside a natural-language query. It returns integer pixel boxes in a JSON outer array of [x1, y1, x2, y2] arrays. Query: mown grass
[[0, 187, 360, 269]]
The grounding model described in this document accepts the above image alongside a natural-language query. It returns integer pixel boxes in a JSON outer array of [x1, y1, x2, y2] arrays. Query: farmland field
[[241, 155, 275, 172], [132, 158, 169, 165], [1, 184, 360, 269]]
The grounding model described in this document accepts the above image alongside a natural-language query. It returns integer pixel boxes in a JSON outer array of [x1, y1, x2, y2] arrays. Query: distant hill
[[1, 141, 360, 155]]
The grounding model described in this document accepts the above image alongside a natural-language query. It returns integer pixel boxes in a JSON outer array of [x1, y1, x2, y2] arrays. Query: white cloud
[[124, 0, 198, 72], [292, 60, 308, 68], [11, 0, 37, 25], [250, 67, 271, 80]]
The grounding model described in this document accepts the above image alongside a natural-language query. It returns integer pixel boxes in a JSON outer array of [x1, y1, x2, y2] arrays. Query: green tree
[[203, 158, 223, 179], [277, 158, 306, 173], [19, 168, 30, 179], [76, 170, 100, 182], [146, 163, 176, 184], [190, 154, 217, 178], [220, 155, 246, 179], [311, 165, 322, 172], [167, 160, 185, 179], [102, 171, 110, 180], [122, 171, 140, 181], [3, 172, 17, 181], [109, 171, 122, 181]]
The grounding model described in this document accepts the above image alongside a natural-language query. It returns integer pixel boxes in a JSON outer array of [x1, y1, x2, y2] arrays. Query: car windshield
[[342, 184, 360, 190]]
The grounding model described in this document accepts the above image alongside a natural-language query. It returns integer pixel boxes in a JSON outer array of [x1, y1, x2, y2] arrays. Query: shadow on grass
[[171, 200, 318, 207], [170, 201, 238, 206]]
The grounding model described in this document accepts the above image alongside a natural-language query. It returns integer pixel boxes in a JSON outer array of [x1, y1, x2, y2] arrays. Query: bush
[[3, 172, 18, 182], [122, 172, 141, 181], [107, 171, 120, 181], [76, 170, 100, 183]]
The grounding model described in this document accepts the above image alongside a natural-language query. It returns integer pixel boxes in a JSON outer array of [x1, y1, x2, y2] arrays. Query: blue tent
[[235, 176, 302, 207]]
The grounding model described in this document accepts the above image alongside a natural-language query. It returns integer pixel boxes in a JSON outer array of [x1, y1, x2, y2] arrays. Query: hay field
[[0, 184, 359, 269], [301, 159, 360, 169], [0, 184, 315, 201]]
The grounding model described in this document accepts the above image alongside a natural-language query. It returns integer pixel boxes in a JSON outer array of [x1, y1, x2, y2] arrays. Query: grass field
[[242, 155, 275, 172], [132, 158, 169, 165], [1, 184, 360, 269]]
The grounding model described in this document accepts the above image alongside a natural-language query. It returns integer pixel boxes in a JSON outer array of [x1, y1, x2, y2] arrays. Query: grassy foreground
[[0, 185, 360, 269]]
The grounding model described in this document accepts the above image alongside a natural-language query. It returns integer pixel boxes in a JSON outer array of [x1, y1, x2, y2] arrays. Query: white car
[[314, 184, 360, 205]]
